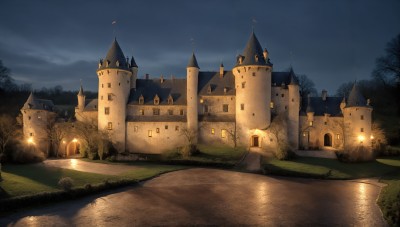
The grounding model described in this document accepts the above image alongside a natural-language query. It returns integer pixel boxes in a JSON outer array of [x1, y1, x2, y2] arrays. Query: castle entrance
[[324, 133, 332, 147], [66, 140, 80, 157], [251, 135, 259, 147]]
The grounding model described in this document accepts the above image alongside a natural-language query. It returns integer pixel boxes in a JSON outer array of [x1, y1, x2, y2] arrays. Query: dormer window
[[139, 95, 144, 105], [207, 85, 212, 94], [116, 60, 120, 67], [224, 87, 228, 94], [167, 94, 173, 105], [105, 60, 109, 67], [154, 94, 160, 105], [255, 55, 259, 62]]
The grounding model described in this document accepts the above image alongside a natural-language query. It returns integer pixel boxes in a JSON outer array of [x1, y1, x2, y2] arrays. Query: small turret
[[219, 62, 224, 78], [186, 52, 200, 142], [77, 84, 85, 112], [340, 96, 346, 112]]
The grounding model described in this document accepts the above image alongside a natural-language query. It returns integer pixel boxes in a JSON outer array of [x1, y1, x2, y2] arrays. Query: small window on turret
[[28, 116, 31, 120], [107, 122, 112, 130], [361, 128, 364, 132], [107, 94, 112, 101], [102, 84, 104, 88], [361, 115, 364, 120], [252, 72, 256, 77], [105, 107, 110, 115], [107, 83, 111, 88], [139, 95, 144, 105], [242, 82, 246, 88]]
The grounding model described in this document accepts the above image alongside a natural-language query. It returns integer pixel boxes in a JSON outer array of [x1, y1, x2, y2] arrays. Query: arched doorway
[[324, 133, 332, 147], [66, 141, 80, 157], [251, 135, 259, 147]]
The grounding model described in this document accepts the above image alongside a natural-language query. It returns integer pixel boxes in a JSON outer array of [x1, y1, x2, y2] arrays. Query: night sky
[[0, 0, 399, 94]]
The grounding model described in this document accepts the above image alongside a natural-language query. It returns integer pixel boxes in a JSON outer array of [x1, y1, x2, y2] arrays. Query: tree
[[297, 74, 317, 97], [224, 124, 240, 148], [0, 60, 16, 92], [179, 127, 198, 157], [267, 113, 293, 160], [373, 33, 400, 86], [47, 121, 68, 157], [335, 81, 354, 97], [0, 115, 18, 159]]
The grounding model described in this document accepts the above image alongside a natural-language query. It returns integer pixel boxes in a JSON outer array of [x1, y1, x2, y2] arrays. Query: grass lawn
[[0, 163, 183, 199], [263, 156, 400, 179], [191, 144, 247, 164]]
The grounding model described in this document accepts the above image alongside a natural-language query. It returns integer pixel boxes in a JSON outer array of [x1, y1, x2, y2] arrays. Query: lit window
[[221, 129, 227, 138], [309, 121, 313, 126], [175, 126, 179, 131], [165, 125, 168, 129], [107, 83, 111, 88], [140, 109, 144, 115], [241, 104, 244, 110], [156, 128, 160, 133], [168, 109, 173, 115], [134, 126, 138, 132], [148, 130, 152, 137], [105, 107, 110, 115], [361, 128, 364, 132], [180, 110, 184, 115], [211, 128, 215, 134], [223, 104, 228, 112], [108, 94, 112, 101], [270, 102, 274, 109], [361, 115, 364, 120], [153, 109, 160, 115], [242, 82, 246, 88], [107, 122, 112, 130], [336, 134, 340, 139]]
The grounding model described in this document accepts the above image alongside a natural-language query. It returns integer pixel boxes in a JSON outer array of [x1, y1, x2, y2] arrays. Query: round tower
[[97, 38, 132, 152], [186, 53, 199, 141], [233, 32, 272, 146], [287, 68, 300, 149], [343, 83, 373, 148], [130, 56, 138, 89], [77, 84, 85, 112]]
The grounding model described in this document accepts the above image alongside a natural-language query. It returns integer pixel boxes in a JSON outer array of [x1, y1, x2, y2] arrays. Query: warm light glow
[[72, 138, 78, 143], [62, 140, 66, 144], [70, 159, 78, 169], [200, 99, 204, 103], [370, 135, 374, 139], [27, 137, 34, 144], [358, 135, 365, 143]]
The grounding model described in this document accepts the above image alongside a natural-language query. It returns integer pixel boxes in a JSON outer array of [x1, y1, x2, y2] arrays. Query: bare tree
[[0, 115, 18, 158], [224, 124, 240, 148], [0, 60, 16, 92], [267, 113, 291, 160], [373, 33, 400, 86], [297, 74, 317, 97], [47, 121, 68, 157]]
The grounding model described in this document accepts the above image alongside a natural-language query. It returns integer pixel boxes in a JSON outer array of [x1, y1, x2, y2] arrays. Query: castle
[[20, 32, 373, 156]]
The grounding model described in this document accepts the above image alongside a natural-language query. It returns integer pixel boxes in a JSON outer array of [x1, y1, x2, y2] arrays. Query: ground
[[0, 168, 386, 226]]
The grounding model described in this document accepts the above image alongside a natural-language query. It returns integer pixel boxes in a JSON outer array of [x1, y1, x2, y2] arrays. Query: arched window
[[154, 94, 160, 105], [167, 94, 173, 105]]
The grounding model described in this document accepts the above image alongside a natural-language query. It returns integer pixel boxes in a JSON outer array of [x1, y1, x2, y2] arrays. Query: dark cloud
[[0, 0, 399, 93]]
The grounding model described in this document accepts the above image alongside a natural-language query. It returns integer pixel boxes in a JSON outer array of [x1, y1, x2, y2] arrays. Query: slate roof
[[128, 78, 187, 105], [301, 96, 343, 116], [22, 92, 54, 111], [347, 83, 367, 107], [198, 71, 235, 96], [77, 85, 84, 96], [98, 39, 129, 70], [187, 53, 200, 68], [271, 72, 293, 86], [83, 99, 98, 112], [236, 32, 271, 66]]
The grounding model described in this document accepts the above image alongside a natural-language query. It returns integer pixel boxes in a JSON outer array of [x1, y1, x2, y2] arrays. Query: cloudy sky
[[0, 0, 399, 93]]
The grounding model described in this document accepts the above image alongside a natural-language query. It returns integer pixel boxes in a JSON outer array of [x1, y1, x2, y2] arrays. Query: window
[[324, 121, 327, 125], [102, 84, 104, 88], [241, 104, 244, 110], [134, 126, 138, 132], [148, 130, 152, 137], [361, 128, 364, 132], [252, 72, 256, 77], [270, 102, 274, 109], [165, 125, 168, 129], [221, 129, 227, 138], [336, 134, 340, 140], [167, 95, 173, 105], [108, 94, 112, 101], [153, 108, 160, 115], [28, 116, 31, 120], [175, 126, 179, 131], [276, 93, 278, 96], [154, 94, 160, 105], [107, 122, 112, 130], [281, 94, 284, 97], [211, 128, 215, 134], [30, 133, 33, 136], [223, 104, 228, 112], [168, 109, 173, 115], [180, 110, 184, 115], [292, 98, 294, 102], [101, 96, 103, 100], [361, 115, 364, 120], [285, 106, 287, 110], [156, 128, 160, 133], [309, 121, 313, 126], [139, 95, 144, 105], [107, 83, 111, 88], [139, 109, 144, 115], [204, 105, 209, 113], [242, 82, 246, 88], [105, 107, 110, 115]]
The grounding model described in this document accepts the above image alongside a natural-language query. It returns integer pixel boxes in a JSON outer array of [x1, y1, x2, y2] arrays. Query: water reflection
[[70, 159, 78, 169]]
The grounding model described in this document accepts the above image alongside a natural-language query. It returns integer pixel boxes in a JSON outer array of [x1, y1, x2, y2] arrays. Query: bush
[[58, 177, 74, 191], [336, 146, 376, 162], [179, 144, 198, 158], [273, 145, 296, 160]]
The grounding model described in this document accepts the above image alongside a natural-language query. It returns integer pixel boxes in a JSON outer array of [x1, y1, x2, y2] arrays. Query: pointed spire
[[220, 62, 224, 67], [347, 82, 367, 107], [187, 52, 200, 69], [78, 84, 84, 96], [130, 56, 138, 68], [289, 67, 298, 85], [99, 38, 128, 70], [238, 31, 270, 66]]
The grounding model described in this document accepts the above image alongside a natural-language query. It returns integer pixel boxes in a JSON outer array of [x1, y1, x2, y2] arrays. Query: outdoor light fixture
[[370, 135, 374, 139], [62, 140, 66, 144], [200, 98, 204, 104], [358, 135, 365, 143], [72, 138, 78, 143], [27, 137, 34, 144]]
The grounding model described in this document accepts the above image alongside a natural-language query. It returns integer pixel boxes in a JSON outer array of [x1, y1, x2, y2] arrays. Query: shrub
[[180, 144, 198, 158], [336, 146, 376, 162], [273, 145, 296, 160], [58, 177, 74, 191]]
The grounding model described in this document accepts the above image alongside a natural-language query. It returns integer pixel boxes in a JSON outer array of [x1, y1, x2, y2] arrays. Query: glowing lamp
[[358, 135, 365, 143], [62, 140, 66, 144], [200, 99, 204, 104], [72, 138, 78, 143], [27, 137, 34, 144], [370, 135, 374, 139]]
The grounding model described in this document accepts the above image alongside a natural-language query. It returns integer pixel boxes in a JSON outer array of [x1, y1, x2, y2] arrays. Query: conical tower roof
[[289, 67, 298, 85], [187, 52, 200, 69], [238, 32, 269, 66], [99, 38, 129, 70], [347, 82, 367, 107], [130, 56, 138, 68], [78, 84, 84, 96], [22, 92, 40, 110]]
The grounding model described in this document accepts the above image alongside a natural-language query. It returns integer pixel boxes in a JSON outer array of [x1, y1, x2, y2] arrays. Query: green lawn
[[0, 163, 183, 198], [185, 144, 247, 164], [263, 156, 400, 179]]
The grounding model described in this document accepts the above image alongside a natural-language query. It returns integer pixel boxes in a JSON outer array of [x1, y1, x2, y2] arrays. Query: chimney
[[219, 63, 224, 78], [145, 74, 149, 80], [321, 90, 327, 101]]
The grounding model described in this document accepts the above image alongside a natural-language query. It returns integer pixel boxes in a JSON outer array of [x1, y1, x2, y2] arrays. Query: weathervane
[[112, 20, 117, 37]]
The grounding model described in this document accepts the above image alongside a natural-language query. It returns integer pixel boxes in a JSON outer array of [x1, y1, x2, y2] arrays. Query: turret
[[130, 56, 138, 89], [343, 82, 373, 148], [77, 84, 85, 112], [219, 62, 224, 78], [97, 38, 132, 152], [186, 52, 199, 142], [233, 31, 272, 147], [287, 67, 300, 148]]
